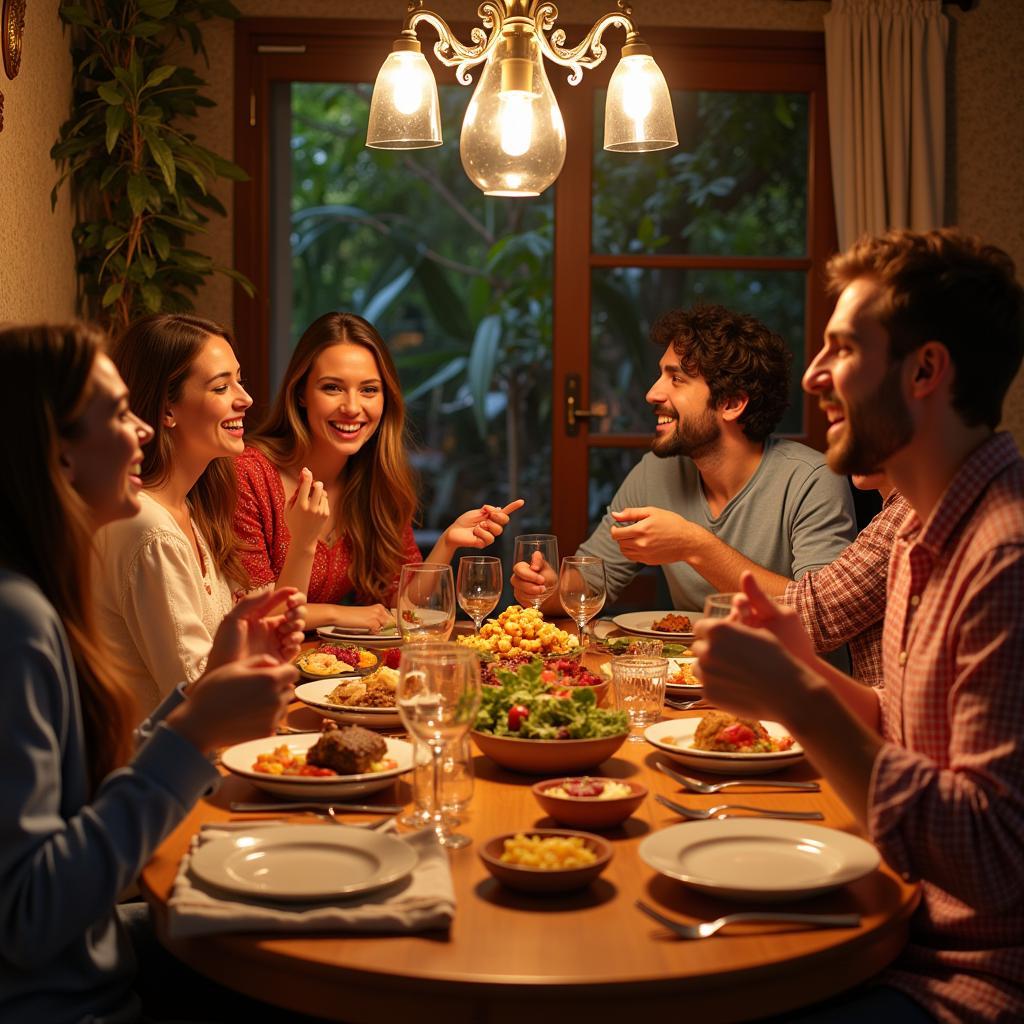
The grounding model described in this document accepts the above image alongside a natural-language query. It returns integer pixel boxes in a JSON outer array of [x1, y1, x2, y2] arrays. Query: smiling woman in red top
[[236, 312, 523, 631]]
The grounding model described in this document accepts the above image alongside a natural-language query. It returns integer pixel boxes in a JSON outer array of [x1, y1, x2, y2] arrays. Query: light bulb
[[366, 44, 442, 150], [622, 67, 653, 125], [604, 49, 678, 154], [498, 91, 533, 156], [392, 58, 424, 116]]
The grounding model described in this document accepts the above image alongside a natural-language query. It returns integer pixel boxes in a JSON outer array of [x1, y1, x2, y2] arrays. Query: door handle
[[564, 374, 608, 435]]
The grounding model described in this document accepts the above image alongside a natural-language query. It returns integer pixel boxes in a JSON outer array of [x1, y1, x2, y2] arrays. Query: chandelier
[[366, 0, 677, 197]]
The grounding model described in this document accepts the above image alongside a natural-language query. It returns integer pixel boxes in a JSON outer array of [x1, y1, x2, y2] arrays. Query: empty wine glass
[[396, 643, 482, 848], [397, 563, 455, 643], [513, 533, 559, 610], [558, 555, 606, 646], [456, 555, 501, 633]]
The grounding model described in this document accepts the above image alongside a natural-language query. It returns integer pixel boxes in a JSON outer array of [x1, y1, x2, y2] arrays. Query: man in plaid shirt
[[694, 228, 1024, 1023]]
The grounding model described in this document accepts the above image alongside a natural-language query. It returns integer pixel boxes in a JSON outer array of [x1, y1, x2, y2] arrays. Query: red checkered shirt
[[870, 432, 1024, 1023], [783, 491, 912, 686]]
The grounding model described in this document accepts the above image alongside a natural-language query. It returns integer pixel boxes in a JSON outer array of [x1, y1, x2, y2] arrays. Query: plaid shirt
[[783, 492, 911, 686], [869, 433, 1024, 1023]]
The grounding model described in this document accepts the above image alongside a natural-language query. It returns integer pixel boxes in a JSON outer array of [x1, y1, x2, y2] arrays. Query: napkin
[[166, 826, 454, 939]]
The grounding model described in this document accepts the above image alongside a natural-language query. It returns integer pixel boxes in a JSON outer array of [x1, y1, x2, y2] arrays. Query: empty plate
[[191, 824, 418, 901]]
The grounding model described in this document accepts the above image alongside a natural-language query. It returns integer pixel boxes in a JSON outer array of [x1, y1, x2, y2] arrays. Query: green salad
[[475, 661, 629, 740]]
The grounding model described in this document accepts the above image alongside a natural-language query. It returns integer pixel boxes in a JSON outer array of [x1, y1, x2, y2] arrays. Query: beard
[[652, 403, 721, 460], [825, 362, 914, 476]]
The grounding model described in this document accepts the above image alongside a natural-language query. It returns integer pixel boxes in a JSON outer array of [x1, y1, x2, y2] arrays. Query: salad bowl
[[471, 731, 629, 775]]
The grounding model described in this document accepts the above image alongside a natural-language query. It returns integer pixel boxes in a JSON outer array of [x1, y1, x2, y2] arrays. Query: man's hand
[[207, 588, 307, 673], [510, 551, 556, 607], [732, 571, 817, 669], [609, 506, 704, 565]]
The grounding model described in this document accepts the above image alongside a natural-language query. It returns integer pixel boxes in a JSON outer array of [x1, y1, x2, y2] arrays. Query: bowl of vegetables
[[481, 654, 610, 706], [532, 776, 647, 829], [471, 667, 629, 775], [479, 829, 612, 892]]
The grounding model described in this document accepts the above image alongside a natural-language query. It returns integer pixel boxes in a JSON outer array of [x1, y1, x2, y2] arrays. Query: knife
[[230, 800, 405, 813]]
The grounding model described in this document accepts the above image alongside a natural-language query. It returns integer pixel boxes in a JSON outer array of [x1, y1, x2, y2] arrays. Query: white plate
[[612, 610, 700, 640], [295, 679, 402, 728], [191, 824, 418, 902], [316, 624, 403, 649], [221, 733, 413, 799], [665, 657, 702, 694], [639, 820, 879, 901], [644, 718, 804, 775]]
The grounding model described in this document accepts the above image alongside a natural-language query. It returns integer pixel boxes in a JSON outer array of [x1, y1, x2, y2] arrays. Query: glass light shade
[[604, 52, 678, 153], [366, 48, 442, 149], [460, 32, 566, 197]]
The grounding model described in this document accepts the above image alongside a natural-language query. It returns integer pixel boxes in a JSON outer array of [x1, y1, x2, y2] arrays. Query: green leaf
[[139, 253, 157, 278], [143, 65, 177, 91], [141, 282, 163, 312], [98, 83, 124, 106], [60, 5, 95, 27], [216, 265, 256, 297], [99, 164, 121, 190], [146, 133, 176, 191], [151, 229, 171, 260], [127, 174, 151, 216], [132, 20, 164, 38], [139, 0, 177, 16], [362, 266, 415, 324], [105, 105, 127, 153], [101, 281, 124, 307], [467, 315, 502, 438]]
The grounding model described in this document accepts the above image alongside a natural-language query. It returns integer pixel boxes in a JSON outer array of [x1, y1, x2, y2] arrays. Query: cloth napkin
[[166, 825, 454, 939]]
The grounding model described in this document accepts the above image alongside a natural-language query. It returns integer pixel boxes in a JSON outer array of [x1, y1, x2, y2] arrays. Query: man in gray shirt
[[513, 304, 856, 612]]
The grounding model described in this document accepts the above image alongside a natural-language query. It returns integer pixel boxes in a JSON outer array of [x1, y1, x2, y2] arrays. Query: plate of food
[[611, 610, 700, 640], [665, 656, 701, 693], [220, 725, 413, 798], [644, 713, 804, 775], [638, 820, 879, 901], [295, 643, 379, 679], [191, 824, 419, 902], [295, 664, 402, 728]]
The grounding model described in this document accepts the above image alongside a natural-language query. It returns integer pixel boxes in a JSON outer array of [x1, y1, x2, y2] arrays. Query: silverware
[[655, 793, 823, 821], [664, 698, 703, 711], [230, 801, 405, 814], [635, 900, 859, 939], [657, 760, 820, 793]]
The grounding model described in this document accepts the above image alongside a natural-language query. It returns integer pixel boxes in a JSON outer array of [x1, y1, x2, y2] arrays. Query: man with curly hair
[[513, 304, 856, 612]]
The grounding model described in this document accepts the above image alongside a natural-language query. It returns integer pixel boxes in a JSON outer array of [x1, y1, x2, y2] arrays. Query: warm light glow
[[366, 46, 442, 149], [604, 51, 677, 153], [392, 54, 424, 115], [498, 90, 533, 156]]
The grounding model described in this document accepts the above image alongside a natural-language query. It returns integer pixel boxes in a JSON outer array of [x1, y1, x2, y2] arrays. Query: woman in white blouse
[[93, 314, 261, 714]]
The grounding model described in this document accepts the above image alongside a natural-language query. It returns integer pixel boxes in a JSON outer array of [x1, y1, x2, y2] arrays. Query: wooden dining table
[[140, 640, 919, 1024]]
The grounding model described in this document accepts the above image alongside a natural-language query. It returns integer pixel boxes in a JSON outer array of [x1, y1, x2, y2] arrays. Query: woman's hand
[[206, 588, 307, 673], [330, 604, 395, 633], [285, 467, 330, 554], [168, 655, 298, 754], [434, 498, 525, 559]]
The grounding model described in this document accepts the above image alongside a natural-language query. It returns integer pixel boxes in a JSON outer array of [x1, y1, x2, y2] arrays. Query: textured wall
[[0, 2, 76, 322]]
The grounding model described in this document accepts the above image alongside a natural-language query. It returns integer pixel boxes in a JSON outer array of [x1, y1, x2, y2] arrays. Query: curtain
[[824, 0, 948, 249]]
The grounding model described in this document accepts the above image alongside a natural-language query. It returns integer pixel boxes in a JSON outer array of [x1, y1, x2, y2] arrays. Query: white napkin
[[166, 826, 454, 939]]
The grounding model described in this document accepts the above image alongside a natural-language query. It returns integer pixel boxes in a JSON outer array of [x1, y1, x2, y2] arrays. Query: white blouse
[[92, 492, 234, 716]]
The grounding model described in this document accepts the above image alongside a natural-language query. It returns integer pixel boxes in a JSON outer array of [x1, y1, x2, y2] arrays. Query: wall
[[0, 1, 76, 322]]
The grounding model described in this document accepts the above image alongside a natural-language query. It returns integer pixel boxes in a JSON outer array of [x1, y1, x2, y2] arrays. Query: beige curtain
[[824, 0, 948, 249]]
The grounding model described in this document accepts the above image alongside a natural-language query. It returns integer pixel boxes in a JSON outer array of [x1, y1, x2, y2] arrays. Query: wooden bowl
[[532, 777, 647, 829], [470, 730, 628, 775], [479, 829, 612, 892]]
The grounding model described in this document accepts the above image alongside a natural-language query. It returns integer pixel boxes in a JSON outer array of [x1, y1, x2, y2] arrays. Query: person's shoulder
[[0, 570, 63, 645], [235, 445, 281, 486], [96, 492, 179, 549], [764, 436, 830, 473], [974, 455, 1024, 544]]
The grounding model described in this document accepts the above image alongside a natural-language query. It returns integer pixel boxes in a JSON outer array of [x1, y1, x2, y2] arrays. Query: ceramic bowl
[[531, 776, 647, 829], [470, 730, 629, 775], [478, 829, 612, 892]]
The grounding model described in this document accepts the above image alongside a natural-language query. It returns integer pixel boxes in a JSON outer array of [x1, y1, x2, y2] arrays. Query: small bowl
[[295, 644, 379, 680], [479, 829, 612, 892], [470, 730, 629, 775], [532, 777, 647, 829]]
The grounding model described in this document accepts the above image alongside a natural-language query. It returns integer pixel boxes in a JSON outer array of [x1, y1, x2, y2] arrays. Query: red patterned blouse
[[233, 446, 422, 605]]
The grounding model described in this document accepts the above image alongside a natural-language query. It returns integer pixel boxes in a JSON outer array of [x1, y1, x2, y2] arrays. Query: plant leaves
[[98, 83, 124, 106], [101, 281, 124, 307], [141, 282, 163, 311], [127, 174, 151, 216], [139, 0, 177, 19], [145, 133, 177, 191], [466, 315, 502, 438], [105, 105, 127, 153], [143, 65, 177, 91]]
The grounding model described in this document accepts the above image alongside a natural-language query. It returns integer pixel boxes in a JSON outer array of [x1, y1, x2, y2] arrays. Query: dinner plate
[[612, 610, 700, 640], [665, 657, 702, 694], [644, 718, 804, 775], [638, 820, 880, 901], [295, 679, 402, 728], [316, 624, 403, 649], [221, 733, 413, 799], [191, 824, 418, 902]]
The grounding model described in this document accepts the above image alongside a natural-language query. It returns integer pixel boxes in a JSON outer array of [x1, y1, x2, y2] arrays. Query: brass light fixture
[[366, 0, 677, 197]]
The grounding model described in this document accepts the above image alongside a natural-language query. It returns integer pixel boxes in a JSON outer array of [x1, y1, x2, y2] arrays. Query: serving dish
[[644, 719, 804, 776], [532, 776, 647, 829], [471, 730, 629, 775], [478, 829, 612, 892]]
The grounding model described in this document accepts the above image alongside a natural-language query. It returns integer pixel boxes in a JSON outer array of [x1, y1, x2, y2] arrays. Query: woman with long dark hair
[[0, 322, 303, 1022], [237, 311, 523, 630]]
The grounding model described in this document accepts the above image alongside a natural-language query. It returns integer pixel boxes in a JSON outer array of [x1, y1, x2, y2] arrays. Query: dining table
[[140, 632, 920, 1024]]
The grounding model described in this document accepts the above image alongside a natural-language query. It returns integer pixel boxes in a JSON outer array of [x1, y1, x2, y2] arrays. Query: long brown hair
[[0, 323, 136, 789], [111, 314, 249, 587], [249, 312, 418, 602]]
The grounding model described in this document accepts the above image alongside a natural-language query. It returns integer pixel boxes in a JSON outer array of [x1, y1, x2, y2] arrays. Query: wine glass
[[512, 533, 559, 610], [396, 643, 482, 848], [703, 592, 739, 619], [558, 555, 606, 646], [456, 555, 501, 633], [397, 563, 455, 643]]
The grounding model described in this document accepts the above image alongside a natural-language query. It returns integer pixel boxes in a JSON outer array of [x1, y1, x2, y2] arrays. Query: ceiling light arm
[[533, 0, 643, 86], [399, 1, 505, 86]]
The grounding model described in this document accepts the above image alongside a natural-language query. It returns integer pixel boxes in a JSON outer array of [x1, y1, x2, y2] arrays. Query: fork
[[635, 900, 859, 939], [655, 793, 823, 821], [657, 761, 820, 794]]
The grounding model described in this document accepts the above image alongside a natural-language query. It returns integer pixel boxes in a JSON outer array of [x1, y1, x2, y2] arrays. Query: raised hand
[[206, 587, 307, 672], [285, 466, 330, 553], [436, 498, 525, 556], [609, 506, 703, 565], [732, 571, 817, 668]]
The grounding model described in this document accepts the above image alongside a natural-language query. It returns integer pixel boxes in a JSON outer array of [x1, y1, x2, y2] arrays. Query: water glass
[[626, 638, 664, 657], [512, 533, 559, 609], [611, 656, 669, 741], [703, 592, 739, 619], [398, 563, 455, 642], [408, 735, 475, 825], [456, 555, 501, 633]]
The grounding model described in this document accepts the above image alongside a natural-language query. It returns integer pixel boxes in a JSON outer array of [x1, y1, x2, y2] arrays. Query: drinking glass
[[396, 643, 482, 848], [626, 638, 664, 657], [403, 735, 475, 828], [558, 555, 606, 646], [611, 656, 669, 741], [397, 563, 455, 643], [703, 592, 739, 619], [456, 555, 502, 633], [513, 534, 559, 610]]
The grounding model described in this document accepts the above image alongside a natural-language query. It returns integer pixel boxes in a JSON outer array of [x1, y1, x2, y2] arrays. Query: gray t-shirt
[[579, 436, 857, 611]]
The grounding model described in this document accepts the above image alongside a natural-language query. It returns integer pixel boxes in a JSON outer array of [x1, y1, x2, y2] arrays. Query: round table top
[[141, 680, 918, 1024]]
